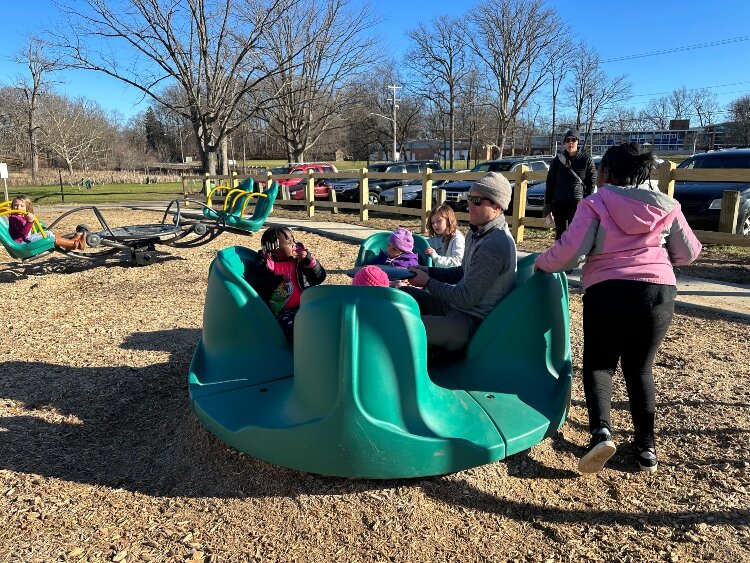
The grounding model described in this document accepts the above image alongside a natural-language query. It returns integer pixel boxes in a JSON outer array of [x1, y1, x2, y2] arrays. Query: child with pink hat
[[352, 265, 390, 287], [370, 227, 419, 269]]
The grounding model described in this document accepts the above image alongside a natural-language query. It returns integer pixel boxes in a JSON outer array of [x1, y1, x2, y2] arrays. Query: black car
[[674, 149, 750, 235], [442, 157, 551, 211], [332, 160, 441, 205]]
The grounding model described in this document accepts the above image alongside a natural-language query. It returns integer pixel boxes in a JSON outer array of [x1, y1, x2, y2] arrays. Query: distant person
[[370, 227, 419, 269], [535, 143, 702, 474], [403, 172, 516, 351], [245, 226, 326, 342], [544, 128, 597, 239], [8, 195, 86, 251], [425, 205, 465, 268], [352, 265, 390, 287]]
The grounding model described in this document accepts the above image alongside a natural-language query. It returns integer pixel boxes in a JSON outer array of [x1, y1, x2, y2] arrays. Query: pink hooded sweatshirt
[[535, 183, 702, 290]]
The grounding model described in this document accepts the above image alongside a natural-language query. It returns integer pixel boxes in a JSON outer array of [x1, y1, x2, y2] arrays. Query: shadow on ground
[[1, 328, 748, 532]]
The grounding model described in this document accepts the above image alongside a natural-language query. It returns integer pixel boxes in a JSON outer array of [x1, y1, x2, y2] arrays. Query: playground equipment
[[189, 247, 572, 479], [0, 183, 278, 265]]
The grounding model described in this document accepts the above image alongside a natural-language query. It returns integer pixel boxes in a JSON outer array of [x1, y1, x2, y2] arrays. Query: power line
[[601, 35, 750, 63]]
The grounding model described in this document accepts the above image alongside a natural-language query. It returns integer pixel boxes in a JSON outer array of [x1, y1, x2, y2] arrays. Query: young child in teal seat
[[245, 226, 326, 341], [370, 227, 419, 268]]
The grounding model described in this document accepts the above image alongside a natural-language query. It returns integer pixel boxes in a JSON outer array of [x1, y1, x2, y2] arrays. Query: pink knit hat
[[352, 265, 390, 287]]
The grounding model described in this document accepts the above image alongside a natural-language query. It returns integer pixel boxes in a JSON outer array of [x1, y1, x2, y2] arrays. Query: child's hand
[[26, 212, 36, 223], [425, 247, 436, 256], [295, 242, 308, 261]]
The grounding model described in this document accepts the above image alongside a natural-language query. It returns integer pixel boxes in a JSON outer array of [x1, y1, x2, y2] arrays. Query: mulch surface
[[1, 206, 748, 562]]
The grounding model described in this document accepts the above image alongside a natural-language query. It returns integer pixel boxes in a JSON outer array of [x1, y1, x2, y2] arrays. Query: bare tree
[[13, 37, 61, 181], [727, 95, 750, 146], [456, 68, 492, 168], [466, 0, 561, 154], [547, 46, 568, 153], [41, 94, 114, 173], [643, 97, 671, 130], [565, 46, 630, 150], [691, 88, 721, 127], [668, 86, 691, 121], [406, 16, 469, 169], [52, 0, 307, 175], [260, 0, 378, 163]]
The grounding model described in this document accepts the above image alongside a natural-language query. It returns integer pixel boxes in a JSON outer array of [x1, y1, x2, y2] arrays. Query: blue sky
[[2, 0, 750, 123]]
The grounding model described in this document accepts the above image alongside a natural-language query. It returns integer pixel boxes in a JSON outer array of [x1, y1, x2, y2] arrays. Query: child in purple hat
[[371, 227, 419, 268]]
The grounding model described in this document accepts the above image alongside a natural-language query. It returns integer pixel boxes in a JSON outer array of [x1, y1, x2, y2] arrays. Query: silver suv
[[443, 157, 551, 211]]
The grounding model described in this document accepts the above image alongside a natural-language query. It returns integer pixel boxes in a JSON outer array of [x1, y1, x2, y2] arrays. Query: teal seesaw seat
[[196, 180, 278, 232], [0, 216, 55, 260], [355, 231, 434, 267], [188, 249, 571, 478]]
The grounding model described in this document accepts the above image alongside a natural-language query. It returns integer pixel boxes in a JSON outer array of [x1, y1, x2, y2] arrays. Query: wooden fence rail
[[182, 161, 749, 248]]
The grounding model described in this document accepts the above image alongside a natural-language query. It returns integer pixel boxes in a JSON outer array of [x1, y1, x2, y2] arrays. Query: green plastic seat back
[[440, 253, 571, 454], [227, 178, 255, 216], [190, 245, 291, 393], [0, 216, 56, 260], [354, 231, 433, 267], [224, 182, 279, 232]]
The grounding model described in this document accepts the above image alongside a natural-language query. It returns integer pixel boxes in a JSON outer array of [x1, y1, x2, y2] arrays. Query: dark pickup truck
[[331, 160, 441, 205]]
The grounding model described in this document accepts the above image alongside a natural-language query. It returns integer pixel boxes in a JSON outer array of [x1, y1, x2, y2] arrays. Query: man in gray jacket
[[404, 172, 517, 350]]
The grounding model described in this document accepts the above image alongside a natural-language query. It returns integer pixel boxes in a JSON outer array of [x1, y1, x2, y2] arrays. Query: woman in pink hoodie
[[535, 143, 702, 475]]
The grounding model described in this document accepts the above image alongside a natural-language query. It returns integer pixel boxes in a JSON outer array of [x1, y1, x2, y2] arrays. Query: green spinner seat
[[189, 249, 571, 478], [223, 182, 279, 232], [355, 231, 434, 267], [0, 216, 55, 260]]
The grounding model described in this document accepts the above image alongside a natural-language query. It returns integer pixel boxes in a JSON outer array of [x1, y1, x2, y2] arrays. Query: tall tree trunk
[[220, 136, 229, 175]]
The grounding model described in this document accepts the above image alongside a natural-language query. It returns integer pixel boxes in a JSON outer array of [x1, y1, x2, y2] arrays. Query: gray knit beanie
[[471, 172, 512, 210]]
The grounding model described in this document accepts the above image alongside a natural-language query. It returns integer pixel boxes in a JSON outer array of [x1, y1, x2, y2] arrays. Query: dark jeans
[[552, 200, 580, 240], [400, 286, 483, 350], [276, 307, 299, 342], [582, 280, 676, 447]]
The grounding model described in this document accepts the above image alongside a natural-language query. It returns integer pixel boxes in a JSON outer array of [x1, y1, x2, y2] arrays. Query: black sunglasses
[[564, 137, 578, 143], [467, 195, 493, 206]]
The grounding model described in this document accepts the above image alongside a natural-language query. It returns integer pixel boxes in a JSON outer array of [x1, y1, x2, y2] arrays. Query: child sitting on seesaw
[[7, 195, 86, 251], [245, 226, 326, 341], [425, 204, 465, 268], [370, 227, 419, 268]]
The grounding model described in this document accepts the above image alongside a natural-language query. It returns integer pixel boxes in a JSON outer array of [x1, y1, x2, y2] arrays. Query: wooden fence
[[182, 162, 750, 248]]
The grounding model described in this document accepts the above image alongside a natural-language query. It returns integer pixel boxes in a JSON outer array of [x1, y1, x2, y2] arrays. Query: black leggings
[[582, 280, 676, 447]]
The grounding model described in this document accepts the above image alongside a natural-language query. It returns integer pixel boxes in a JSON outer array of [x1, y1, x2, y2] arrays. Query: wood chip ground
[[1, 207, 748, 562]]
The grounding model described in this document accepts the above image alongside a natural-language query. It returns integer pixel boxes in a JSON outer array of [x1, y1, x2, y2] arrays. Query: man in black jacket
[[544, 128, 597, 239]]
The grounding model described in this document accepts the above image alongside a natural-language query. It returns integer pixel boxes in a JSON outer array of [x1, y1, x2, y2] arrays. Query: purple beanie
[[389, 228, 414, 253], [352, 265, 390, 287]]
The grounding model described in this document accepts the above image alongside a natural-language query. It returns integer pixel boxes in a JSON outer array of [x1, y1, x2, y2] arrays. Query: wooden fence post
[[510, 165, 528, 243], [718, 190, 741, 233], [306, 169, 315, 218], [421, 167, 433, 233], [329, 187, 339, 214], [203, 173, 211, 196], [394, 186, 403, 207], [658, 160, 676, 197], [181, 176, 188, 198], [359, 168, 369, 222]]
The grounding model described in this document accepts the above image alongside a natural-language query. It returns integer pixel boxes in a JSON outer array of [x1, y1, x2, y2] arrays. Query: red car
[[269, 162, 338, 200]]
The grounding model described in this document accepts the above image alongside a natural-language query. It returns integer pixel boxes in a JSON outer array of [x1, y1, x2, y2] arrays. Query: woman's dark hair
[[260, 226, 294, 253], [599, 143, 656, 187]]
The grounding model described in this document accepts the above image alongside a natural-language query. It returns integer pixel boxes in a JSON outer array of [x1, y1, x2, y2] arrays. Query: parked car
[[270, 162, 338, 195], [673, 149, 750, 235], [379, 170, 455, 207], [332, 160, 442, 205], [526, 156, 602, 217], [443, 157, 551, 212]]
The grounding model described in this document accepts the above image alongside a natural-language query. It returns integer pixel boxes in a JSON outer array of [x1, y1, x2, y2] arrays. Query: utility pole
[[387, 84, 401, 161]]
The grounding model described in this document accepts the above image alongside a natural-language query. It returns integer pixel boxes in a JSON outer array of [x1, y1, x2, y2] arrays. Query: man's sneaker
[[578, 429, 617, 474], [634, 445, 658, 473]]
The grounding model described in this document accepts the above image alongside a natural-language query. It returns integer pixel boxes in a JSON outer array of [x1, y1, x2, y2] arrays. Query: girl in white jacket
[[425, 204, 465, 268]]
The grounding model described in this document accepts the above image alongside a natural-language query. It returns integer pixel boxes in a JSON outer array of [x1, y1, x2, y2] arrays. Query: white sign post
[[0, 163, 8, 202]]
